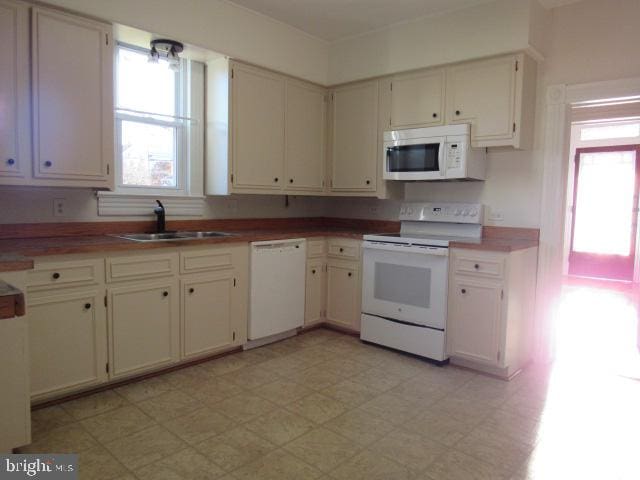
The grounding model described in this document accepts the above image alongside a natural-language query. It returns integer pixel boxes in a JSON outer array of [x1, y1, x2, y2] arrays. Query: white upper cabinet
[[284, 79, 326, 192], [31, 8, 113, 186], [231, 63, 285, 191], [389, 69, 445, 129], [329, 80, 378, 192], [446, 53, 536, 149], [0, 0, 29, 181]]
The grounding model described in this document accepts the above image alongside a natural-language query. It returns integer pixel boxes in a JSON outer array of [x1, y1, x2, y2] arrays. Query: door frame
[[568, 144, 640, 280], [537, 77, 640, 363]]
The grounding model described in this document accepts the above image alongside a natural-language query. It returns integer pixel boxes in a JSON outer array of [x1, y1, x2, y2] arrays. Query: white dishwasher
[[249, 238, 306, 342]]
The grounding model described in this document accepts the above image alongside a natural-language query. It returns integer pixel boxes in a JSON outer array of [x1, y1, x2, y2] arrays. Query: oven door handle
[[363, 241, 449, 256]]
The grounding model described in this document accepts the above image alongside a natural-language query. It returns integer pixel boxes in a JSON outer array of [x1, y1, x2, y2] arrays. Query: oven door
[[362, 241, 448, 329], [383, 136, 445, 181]]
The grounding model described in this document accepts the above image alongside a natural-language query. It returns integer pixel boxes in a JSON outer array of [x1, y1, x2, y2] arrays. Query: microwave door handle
[[438, 141, 446, 177]]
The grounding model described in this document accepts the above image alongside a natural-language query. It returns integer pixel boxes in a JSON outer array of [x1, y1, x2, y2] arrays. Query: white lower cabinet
[[107, 279, 179, 379], [326, 259, 361, 331], [182, 272, 236, 359], [304, 259, 326, 326], [447, 247, 538, 378], [28, 288, 107, 400]]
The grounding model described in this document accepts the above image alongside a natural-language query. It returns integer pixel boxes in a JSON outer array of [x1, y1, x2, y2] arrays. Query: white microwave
[[383, 124, 486, 181]]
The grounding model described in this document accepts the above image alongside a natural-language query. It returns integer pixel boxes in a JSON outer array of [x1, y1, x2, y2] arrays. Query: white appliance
[[383, 124, 486, 181], [249, 239, 306, 342], [361, 202, 484, 362]]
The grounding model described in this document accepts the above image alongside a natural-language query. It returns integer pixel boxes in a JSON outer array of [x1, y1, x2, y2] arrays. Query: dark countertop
[[0, 281, 25, 319]]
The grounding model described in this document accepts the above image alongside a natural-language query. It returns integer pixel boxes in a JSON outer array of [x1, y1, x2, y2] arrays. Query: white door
[[448, 277, 503, 365], [0, 0, 29, 179], [28, 289, 107, 399], [232, 63, 285, 190], [108, 280, 179, 378], [182, 272, 235, 358], [32, 7, 113, 183], [285, 80, 326, 192], [326, 259, 360, 329], [362, 244, 448, 329], [447, 56, 516, 143], [390, 70, 445, 129], [330, 81, 378, 191]]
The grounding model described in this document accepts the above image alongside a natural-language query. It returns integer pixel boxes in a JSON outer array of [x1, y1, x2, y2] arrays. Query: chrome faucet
[[154, 200, 166, 233]]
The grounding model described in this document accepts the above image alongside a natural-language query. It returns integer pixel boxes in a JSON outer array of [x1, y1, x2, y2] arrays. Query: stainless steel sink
[[114, 231, 234, 242]]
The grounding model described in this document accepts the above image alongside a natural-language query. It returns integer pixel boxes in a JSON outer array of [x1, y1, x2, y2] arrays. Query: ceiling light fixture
[[148, 39, 184, 71]]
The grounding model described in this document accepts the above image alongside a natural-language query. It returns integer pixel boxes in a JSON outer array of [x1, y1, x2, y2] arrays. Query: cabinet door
[[32, 8, 113, 183], [108, 280, 179, 378], [28, 289, 107, 399], [447, 56, 517, 143], [305, 259, 326, 325], [182, 272, 237, 359], [231, 63, 285, 190], [390, 70, 444, 129], [448, 277, 503, 365], [330, 81, 378, 192], [0, 0, 29, 180], [326, 260, 361, 330], [285, 80, 326, 192]]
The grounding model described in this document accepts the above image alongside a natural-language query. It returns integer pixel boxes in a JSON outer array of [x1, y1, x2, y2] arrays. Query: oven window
[[387, 144, 440, 172], [374, 262, 431, 308]]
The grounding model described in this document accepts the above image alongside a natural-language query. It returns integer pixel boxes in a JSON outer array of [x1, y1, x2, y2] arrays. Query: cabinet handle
[[461, 288, 466, 294], [274, 177, 279, 183], [474, 264, 480, 269], [339, 248, 344, 253], [44, 160, 52, 167], [162, 291, 169, 297], [365, 180, 371, 185], [432, 113, 438, 118], [7, 158, 15, 166], [289, 178, 293, 183], [52, 272, 61, 280], [455, 110, 461, 116], [189, 288, 195, 294], [312, 269, 316, 274], [348, 272, 352, 277], [84, 303, 92, 310]]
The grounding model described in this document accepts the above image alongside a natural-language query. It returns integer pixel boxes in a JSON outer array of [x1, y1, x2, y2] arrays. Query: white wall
[[41, 0, 329, 85], [328, 0, 548, 85]]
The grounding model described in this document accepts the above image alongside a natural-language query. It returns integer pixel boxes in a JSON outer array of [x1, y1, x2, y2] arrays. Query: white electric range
[[361, 202, 484, 363]]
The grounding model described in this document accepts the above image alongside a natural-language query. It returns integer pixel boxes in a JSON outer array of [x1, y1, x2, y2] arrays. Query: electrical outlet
[[369, 205, 379, 215], [489, 210, 504, 222], [53, 198, 66, 217], [226, 199, 238, 211]]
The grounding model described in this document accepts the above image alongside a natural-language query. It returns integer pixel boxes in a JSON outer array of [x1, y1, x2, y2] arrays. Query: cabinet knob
[[455, 110, 461, 116], [312, 269, 316, 274], [189, 288, 195, 294], [348, 272, 352, 277], [84, 303, 92, 310], [366, 180, 371, 185], [162, 291, 169, 297], [6, 158, 15, 166], [52, 272, 61, 280], [289, 178, 293, 183], [461, 288, 467, 294], [44, 160, 52, 167], [274, 177, 279, 183], [432, 113, 438, 118], [474, 264, 480, 269], [339, 248, 344, 252]]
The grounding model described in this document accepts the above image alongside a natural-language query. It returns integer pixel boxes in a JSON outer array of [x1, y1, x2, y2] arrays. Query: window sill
[[97, 192, 205, 217]]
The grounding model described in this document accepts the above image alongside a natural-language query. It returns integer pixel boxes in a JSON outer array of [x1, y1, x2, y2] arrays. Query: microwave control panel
[[445, 142, 465, 169]]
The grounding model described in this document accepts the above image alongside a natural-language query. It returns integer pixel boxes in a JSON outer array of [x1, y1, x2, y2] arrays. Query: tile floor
[[21, 324, 640, 479]]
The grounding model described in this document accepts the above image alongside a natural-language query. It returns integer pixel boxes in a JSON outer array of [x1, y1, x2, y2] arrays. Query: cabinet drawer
[[180, 249, 234, 275], [106, 253, 177, 283], [454, 253, 505, 279], [27, 259, 103, 291], [306, 238, 326, 258], [327, 238, 360, 260]]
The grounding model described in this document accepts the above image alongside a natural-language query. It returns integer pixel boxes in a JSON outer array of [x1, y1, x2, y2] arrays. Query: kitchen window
[[99, 43, 205, 215]]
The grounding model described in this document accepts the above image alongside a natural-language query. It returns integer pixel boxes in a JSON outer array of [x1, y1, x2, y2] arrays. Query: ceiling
[[227, 0, 584, 43]]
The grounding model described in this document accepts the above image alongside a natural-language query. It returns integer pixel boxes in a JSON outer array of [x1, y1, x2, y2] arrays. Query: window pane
[[121, 121, 177, 188], [117, 47, 177, 116], [580, 123, 640, 141]]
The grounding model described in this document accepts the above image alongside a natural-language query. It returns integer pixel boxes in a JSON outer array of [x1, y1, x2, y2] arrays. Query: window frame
[[114, 42, 189, 196]]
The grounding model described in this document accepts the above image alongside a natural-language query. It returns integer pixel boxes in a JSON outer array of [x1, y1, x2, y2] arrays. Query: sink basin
[[114, 231, 234, 242]]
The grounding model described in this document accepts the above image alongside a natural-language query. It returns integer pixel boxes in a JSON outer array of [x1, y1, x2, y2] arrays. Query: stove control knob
[[407, 208, 414, 215], [462, 209, 470, 216], [454, 209, 461, 216], [469, 209, 478, 217]]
